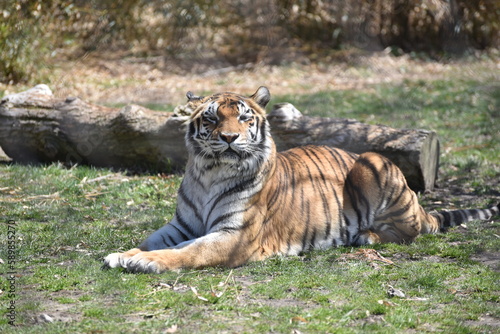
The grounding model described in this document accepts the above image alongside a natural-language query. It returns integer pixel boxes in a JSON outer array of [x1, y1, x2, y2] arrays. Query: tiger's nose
[[220, 132, 240, 144]]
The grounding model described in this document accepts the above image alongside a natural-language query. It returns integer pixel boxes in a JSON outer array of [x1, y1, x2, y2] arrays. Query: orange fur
[[103, 87, 499, 273]]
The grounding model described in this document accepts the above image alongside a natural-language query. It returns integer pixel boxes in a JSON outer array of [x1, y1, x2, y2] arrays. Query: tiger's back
[[103, 87, 499, 273], [257, 146, 357, 257], [256, 144, 459, 258]]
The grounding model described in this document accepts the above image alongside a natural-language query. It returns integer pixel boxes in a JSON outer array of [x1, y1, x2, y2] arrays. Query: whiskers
[[190, 135, 272, 176]]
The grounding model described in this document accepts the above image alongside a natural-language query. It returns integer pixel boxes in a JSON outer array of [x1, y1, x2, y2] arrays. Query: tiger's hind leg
[[344, 152, 431, 246]]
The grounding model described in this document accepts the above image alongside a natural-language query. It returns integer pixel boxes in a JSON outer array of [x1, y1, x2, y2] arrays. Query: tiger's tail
[[429, 202, 499, 232]]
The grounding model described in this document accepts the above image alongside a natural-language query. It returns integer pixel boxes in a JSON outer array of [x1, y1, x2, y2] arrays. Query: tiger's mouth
[[219, 146, 241, 161], [223, 146, 240, 156]]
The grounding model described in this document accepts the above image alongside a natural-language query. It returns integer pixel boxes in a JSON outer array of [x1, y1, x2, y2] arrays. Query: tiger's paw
[[126, 251, 172, 274], [102, 248, 141, 269]]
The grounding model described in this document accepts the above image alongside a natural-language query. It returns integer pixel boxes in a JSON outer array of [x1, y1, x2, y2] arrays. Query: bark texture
[[0, 85, 439, 191]]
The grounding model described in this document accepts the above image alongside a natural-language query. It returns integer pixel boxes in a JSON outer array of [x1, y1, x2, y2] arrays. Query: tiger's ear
[[186, 91, 204, 101], [186, 91, 205, 109], [250, 86, 270, 108]]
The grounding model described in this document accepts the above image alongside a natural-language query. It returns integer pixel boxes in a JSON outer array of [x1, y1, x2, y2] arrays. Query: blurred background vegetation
[[0, 0, 498, 84]]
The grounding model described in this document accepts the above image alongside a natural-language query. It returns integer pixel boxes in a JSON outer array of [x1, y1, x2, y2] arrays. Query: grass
[[1, 77, 499, 333]]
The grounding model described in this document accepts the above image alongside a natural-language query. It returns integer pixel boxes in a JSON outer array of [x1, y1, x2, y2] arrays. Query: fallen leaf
[[290, 316, 308, 323], [165, 324, 178, 333], [40, 314, 54, 323], [378, 299, 398, 306], [211, 291, 224, 298], [405, 297, 428, 301], [339, 249, 395, 266], [191, 286, 209, 302], [172, 284, 189, 292]]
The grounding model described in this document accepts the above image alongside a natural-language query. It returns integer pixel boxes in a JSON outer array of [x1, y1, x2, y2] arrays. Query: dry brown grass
[[2, 51, 498, 107]]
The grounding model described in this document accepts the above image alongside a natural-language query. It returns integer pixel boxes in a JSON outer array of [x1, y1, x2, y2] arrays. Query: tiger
[[103, 86, 499, 273]]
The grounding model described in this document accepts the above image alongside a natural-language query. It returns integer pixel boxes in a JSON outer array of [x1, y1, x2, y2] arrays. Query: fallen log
[[0, 85, 439, 191], [0, 85, 187, 171], [269, 103, 439, 191]]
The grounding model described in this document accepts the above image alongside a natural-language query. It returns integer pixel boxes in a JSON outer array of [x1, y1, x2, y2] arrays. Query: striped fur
[[103, 87, 499, 273]]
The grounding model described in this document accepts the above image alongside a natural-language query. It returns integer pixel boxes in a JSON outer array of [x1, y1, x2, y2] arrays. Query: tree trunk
[[0, 85, 439, 191]]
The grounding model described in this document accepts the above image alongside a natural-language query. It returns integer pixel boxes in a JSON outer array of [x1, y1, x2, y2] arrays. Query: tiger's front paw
[[127, 249, 182, 274], [102, 248, 141, 269], [126, 251, 171, 274]]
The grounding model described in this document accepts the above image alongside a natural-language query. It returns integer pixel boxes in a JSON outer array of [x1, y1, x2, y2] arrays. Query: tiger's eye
[[239, 114, 253, 122], [204, 115, 217, 124]]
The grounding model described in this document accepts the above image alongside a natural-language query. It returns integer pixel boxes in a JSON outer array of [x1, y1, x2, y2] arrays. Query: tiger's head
[[185, 87, 273, 173]]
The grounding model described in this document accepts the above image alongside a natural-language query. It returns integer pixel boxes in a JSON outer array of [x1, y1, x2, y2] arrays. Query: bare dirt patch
[[470, 252, 500, 272], [233, 275, 317, 310], [466, 315, 500, 329], [21, 289, 85, 325]]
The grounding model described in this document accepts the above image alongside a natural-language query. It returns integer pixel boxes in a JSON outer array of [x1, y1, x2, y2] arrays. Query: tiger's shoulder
[[277, 145, 359, 172]]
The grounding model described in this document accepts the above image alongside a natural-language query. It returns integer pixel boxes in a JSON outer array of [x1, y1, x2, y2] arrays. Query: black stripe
[[175, 211, 198, 238], [219, 226, 241, 233], [301, 193, 310, 251], [188, 120, 196, 137], [276, 156, 294, 208], [451, 210, 465, 224], [178, 186, 202, 222], [472, 208, 486, 220], [338, 214, 346, 244], [299, 147, 327, 182], [266, 185, 281, 212], [170, 221, 191, 242], [209, 209, 247, 230], [205, 176, 259, 223], [322, 148, 346, 182], [309, 227, 317, 250], [357, 156, 382, 188], [251, 116, 260, 141], [160, 234, 170, 247], [288, 151, 316, 184], [385, 183, 407, 210], [297, 147, 333, 239], [346, 151, 358, 159], [168, 234, 178, 246], [326, 148, 353, 180], [441, 211, 453, 227], [379, 178, 397, 213], [381, 159, 393, 188], [345, 176, 371, 228], [189, 172, 208, 193], [344, 223, 351, 245], [257, 118, 267, 147], [376, 197, 414, 222], [314, 148, 345, 236], [342, 213, 353, 244]]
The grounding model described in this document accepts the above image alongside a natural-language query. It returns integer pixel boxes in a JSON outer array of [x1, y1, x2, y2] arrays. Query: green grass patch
[[1, 77, 499, 333]]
